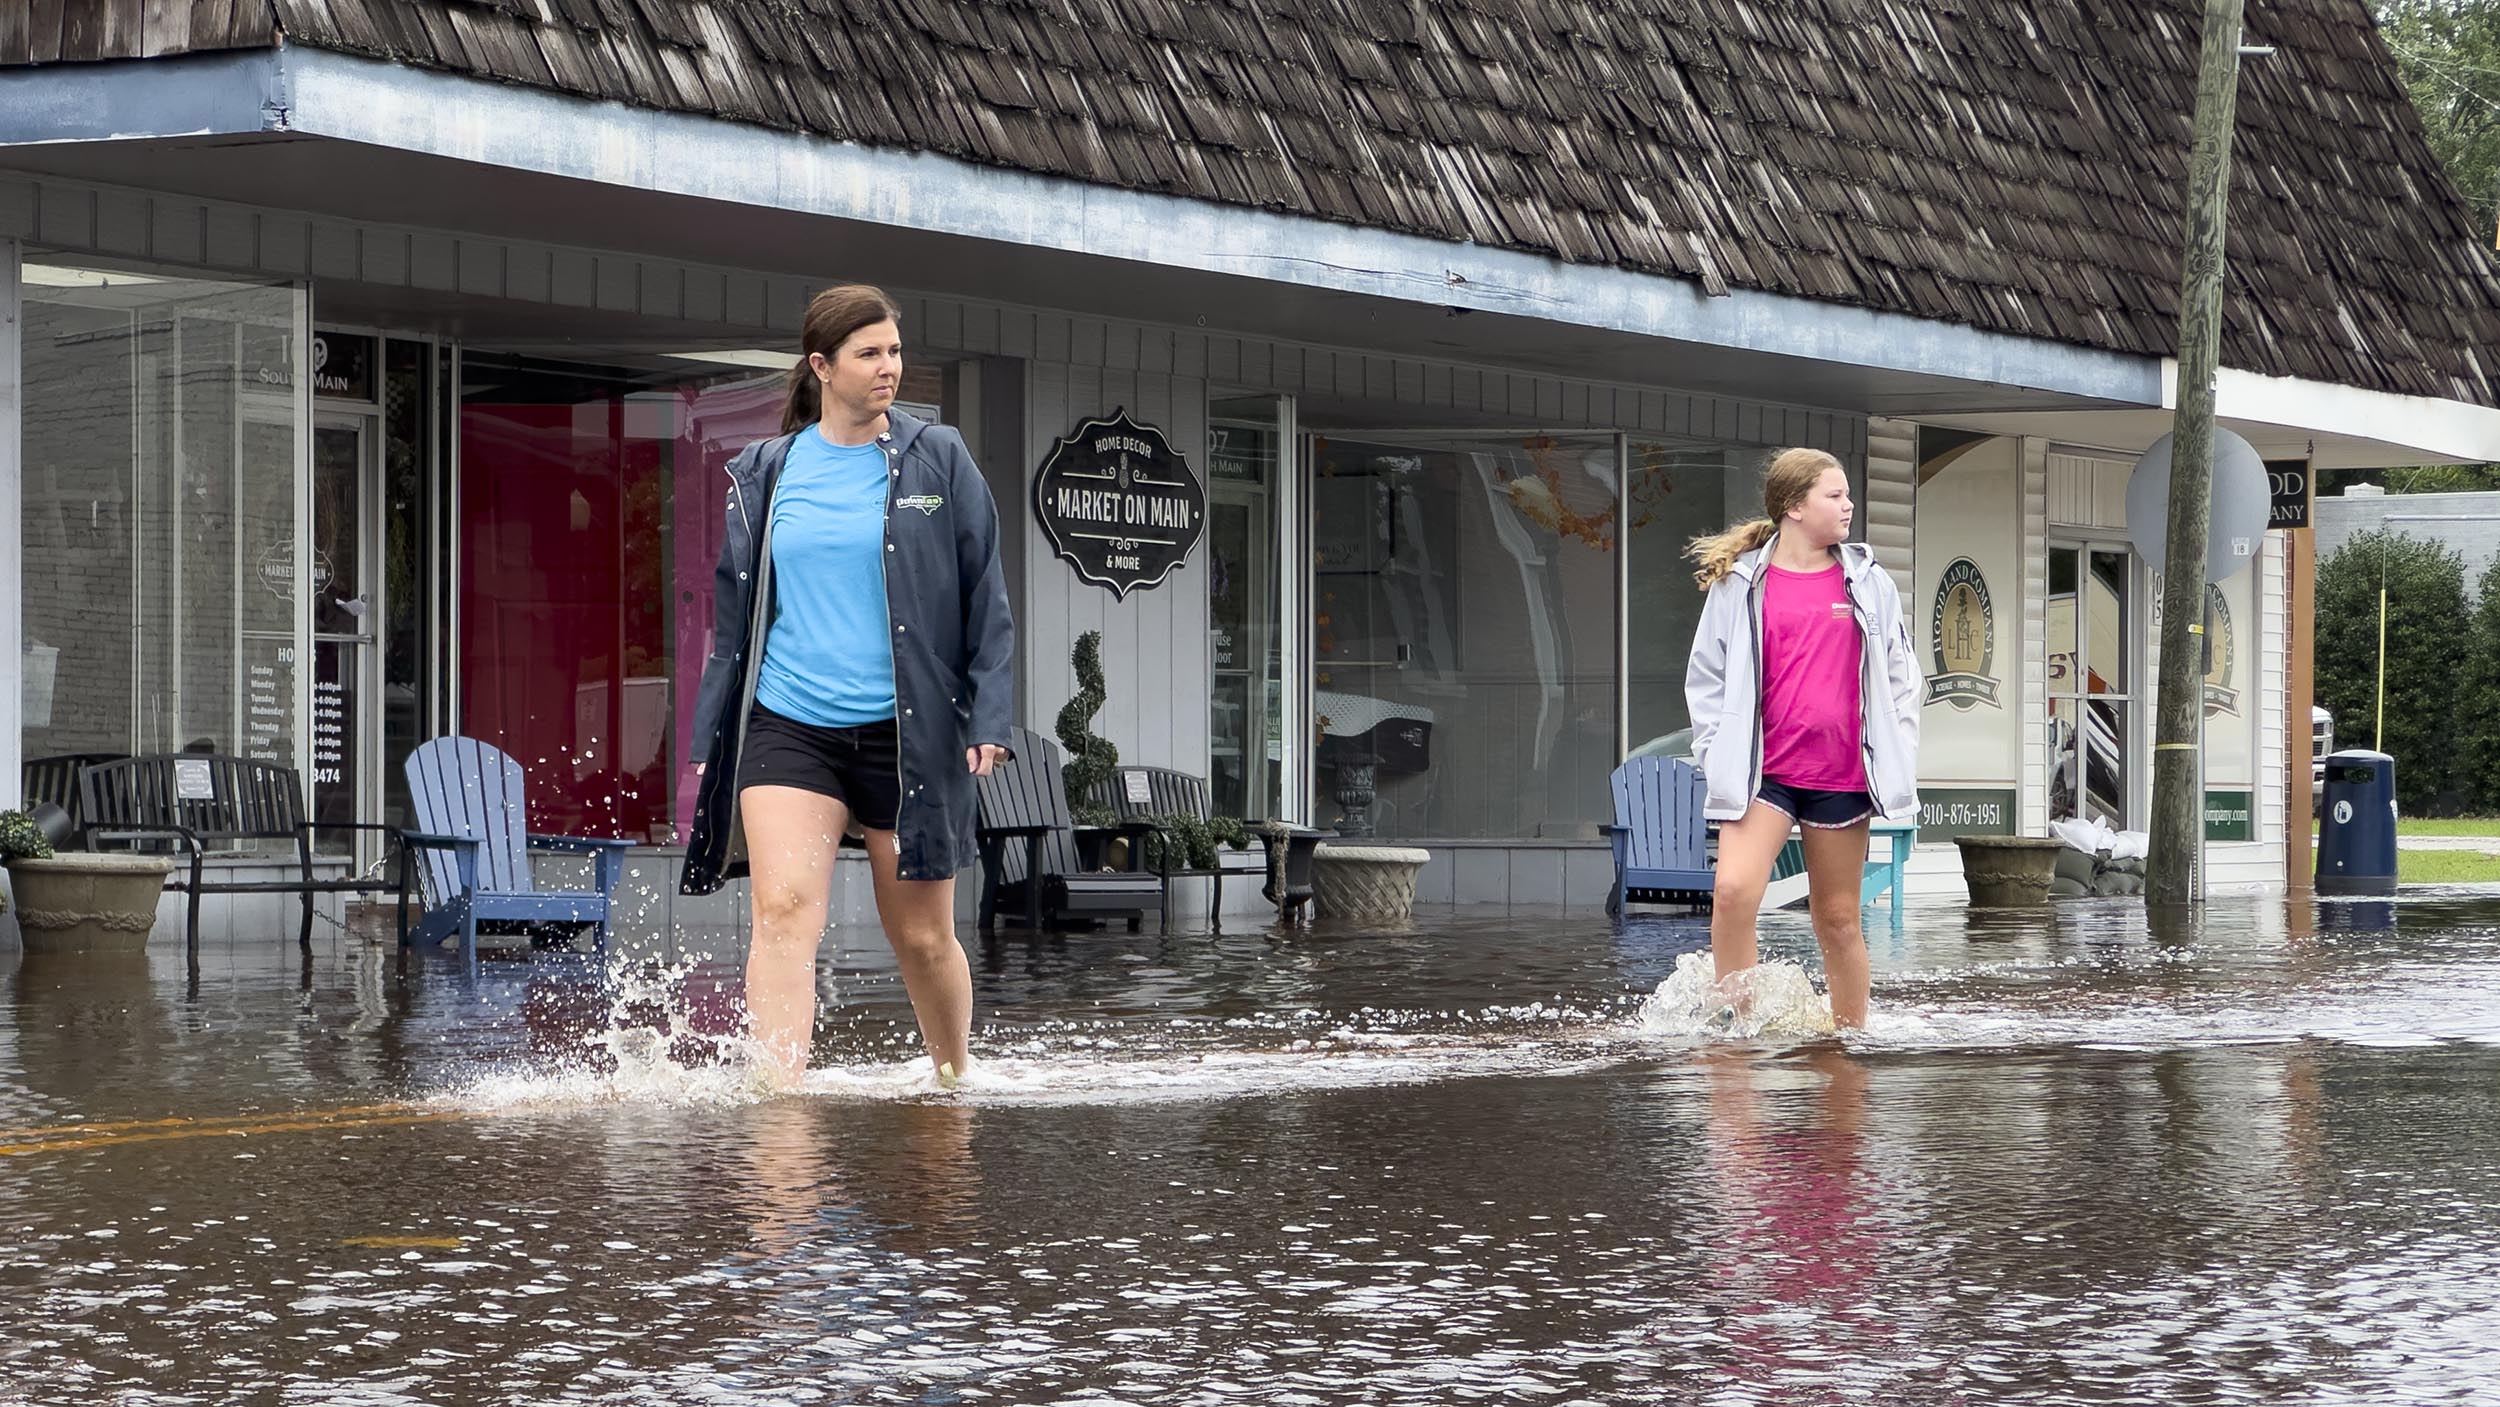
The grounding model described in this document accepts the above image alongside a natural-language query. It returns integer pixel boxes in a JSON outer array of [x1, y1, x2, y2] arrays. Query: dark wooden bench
[[77, 754, 412, 953], [975, 726, 1164, 932], [22, 752, 127, 836]]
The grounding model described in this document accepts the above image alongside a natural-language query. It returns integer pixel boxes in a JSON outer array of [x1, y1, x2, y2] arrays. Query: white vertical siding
[[2020, 438, 2051, 835], [2046, 450, 2132, 531], [2209, 532, 2292, 892], [1022, 364, 1212, 774], [1866, 416, 1917, 600]]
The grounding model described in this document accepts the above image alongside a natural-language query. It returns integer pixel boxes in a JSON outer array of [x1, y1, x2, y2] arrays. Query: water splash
[[1637, 950, 1837, 1040], [442, 957, 785, 1110]]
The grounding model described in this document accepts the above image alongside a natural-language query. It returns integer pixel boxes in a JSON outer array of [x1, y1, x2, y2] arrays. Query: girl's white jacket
[[1684, 537, 1924, 823]]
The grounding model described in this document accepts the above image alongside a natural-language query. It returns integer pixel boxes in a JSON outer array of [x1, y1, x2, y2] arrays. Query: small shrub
[[1139, 813, 1250, 871], [0, 810, 55, 864]]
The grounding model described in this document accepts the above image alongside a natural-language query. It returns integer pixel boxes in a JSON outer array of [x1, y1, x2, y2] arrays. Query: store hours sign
[[1034, 409, 1207, 600]]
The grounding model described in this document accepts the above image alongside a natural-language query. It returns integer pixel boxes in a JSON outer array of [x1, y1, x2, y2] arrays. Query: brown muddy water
[[2, 892, 2497, 1404]]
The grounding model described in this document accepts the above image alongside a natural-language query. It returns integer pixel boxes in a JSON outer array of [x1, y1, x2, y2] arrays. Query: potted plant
[[2, 808, 172, 952]]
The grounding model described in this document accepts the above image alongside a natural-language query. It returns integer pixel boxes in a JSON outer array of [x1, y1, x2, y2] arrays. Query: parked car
[[2312, 706, 2333, 803]]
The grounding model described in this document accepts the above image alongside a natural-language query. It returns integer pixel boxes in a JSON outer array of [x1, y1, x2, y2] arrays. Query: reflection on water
[[5, 894, 2500, 1401]]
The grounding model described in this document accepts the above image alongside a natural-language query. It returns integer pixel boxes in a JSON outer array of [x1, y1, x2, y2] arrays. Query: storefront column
[[0, 239, 20, 808]]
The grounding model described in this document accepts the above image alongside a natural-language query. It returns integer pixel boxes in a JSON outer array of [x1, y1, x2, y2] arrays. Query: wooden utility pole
[[2147, 0, 2252, 906]]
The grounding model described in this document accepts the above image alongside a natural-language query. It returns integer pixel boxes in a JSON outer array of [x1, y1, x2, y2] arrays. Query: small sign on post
[[173, 759, 216, 802]]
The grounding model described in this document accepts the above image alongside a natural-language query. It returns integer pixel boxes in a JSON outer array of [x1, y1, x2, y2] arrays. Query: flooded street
[[5, 895, 2500, 1403]]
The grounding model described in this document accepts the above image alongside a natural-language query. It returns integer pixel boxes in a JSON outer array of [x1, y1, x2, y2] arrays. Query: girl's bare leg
[[1799, 820, 1873, 1028]]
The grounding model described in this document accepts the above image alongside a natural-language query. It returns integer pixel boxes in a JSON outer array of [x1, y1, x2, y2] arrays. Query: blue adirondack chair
[[399, 737, 636, 971], [1605, 757, 1716, 913]]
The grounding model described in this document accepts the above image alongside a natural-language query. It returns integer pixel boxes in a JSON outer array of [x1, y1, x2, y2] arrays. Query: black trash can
[[2316, 749, 2397, 896]]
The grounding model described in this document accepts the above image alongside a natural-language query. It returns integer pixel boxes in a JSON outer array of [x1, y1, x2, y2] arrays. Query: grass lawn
[[2401, 850, 2500, 884], [2307, 817, 2500, 838], [2400, 817, 2500, 837]]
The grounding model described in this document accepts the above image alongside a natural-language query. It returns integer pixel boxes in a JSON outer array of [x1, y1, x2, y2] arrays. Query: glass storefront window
[[19, 259, 306, 794], [1623, 441, 1764, 756], [1208, 397, 1288, 823], [1307, 431, 1619, 839], [2048, 541, 2136, 827], [379, 338, 437, 831]]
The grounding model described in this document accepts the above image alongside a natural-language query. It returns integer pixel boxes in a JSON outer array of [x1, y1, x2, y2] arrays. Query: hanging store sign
[[1034, 409, 1206, 600], [2266, 457, 2313, 531]]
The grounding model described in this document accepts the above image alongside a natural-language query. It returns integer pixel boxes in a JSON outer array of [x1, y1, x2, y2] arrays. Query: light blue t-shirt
[[755, 427, 898, 727]]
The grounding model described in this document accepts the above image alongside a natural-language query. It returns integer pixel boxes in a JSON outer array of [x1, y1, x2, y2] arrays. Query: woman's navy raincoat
[[680, 409, 1014, 892]]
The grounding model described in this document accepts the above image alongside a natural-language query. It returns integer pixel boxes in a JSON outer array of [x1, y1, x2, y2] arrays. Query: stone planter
[[1311, 843, 1431, 920], [1952, 836, 2065, 908], [5, 853, 174, 952]]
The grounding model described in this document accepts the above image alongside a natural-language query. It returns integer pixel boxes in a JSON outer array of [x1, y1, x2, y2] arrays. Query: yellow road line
[[0, 1104, 476, 1158], [0, 1103, 413, 1142]]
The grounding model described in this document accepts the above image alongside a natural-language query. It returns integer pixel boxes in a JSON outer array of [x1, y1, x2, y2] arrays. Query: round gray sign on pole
[[2124, 427, 2271, 582]]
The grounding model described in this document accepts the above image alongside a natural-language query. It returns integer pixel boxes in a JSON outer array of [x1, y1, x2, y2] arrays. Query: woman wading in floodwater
[[1684, 448, 1920, 1029], [682, 285, 1015, 1087]]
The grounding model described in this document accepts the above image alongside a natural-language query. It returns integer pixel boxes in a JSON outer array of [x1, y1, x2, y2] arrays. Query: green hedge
[[2316, 529, 2469, 813]]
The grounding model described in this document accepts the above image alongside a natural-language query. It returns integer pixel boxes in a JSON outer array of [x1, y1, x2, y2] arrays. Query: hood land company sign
[[1034, 409, 1207, 600], [1925, 557, 2001, 709]]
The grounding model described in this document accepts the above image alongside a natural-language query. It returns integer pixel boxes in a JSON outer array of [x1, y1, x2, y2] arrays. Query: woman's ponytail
[[1685, 519, 1777, 589], [779, 357, 820, 435]]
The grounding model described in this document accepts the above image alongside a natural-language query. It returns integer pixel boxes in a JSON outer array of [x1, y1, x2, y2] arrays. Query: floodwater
[[4, 892, 2500, 1404]]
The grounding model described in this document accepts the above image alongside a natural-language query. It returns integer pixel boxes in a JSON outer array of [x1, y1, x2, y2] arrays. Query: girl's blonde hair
[[1685, 447, 1846, 589]]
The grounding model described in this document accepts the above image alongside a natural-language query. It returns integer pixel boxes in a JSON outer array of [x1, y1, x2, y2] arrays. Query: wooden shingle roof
[[10, 0, 2499, 406]]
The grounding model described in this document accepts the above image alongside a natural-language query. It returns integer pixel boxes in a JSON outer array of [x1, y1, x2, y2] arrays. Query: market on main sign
[[1033, 409, 1207, 600]]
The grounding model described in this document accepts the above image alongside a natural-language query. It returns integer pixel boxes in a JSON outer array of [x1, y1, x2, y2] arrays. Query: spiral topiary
[[1055, 631, 1120, 825]]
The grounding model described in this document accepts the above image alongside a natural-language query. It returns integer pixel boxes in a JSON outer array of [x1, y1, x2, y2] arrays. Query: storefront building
[[3, 2, 2498, 925]]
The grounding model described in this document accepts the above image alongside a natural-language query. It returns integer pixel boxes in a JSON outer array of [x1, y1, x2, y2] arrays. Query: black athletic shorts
[[737, 704, 903, 831], [1755, 776, 1875, 829]]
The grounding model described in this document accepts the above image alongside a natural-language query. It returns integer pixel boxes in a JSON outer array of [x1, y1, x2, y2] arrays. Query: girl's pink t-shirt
[[1758, 562, 1866, 790]]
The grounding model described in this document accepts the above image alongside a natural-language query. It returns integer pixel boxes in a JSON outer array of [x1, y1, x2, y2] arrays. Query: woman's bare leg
[[740, 786, 850, 1082], [1799, 820, 1873, 1028], [1710, 800, 1802, 981], [861, 830, 973, 1080]]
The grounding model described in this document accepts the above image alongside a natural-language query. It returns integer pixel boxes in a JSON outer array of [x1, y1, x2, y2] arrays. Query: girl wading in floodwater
[[1684, 448, 1921, 1029], [681, 285, 1015, 1088]]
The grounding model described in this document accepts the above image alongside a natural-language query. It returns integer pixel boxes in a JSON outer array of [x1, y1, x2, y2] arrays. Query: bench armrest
[[87, 825, 202, 855], [979, 823, 1058, 838], [527, 833, 637, 854], [398, 831, 483, 853]]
